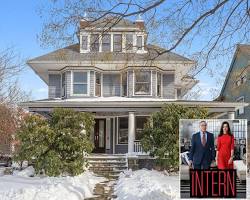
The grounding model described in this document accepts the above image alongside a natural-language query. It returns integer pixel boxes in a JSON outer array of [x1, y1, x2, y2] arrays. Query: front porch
[[21, 97, 248, 155]]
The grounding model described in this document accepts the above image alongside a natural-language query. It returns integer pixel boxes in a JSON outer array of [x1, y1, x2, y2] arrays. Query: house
[[21, 17, 247, 155], [218, 44, 250, 164], [218, 44, 250, 134]]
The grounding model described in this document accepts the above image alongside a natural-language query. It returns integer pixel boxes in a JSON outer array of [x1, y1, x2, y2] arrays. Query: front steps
[[87, 155, 128, 179]]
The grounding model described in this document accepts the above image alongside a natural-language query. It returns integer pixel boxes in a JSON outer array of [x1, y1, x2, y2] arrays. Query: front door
[[93, 119, 106, 153]]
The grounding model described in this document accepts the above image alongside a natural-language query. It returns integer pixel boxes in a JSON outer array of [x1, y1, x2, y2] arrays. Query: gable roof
[[27, 43, 193, 64], [219, 44, 250, 99]]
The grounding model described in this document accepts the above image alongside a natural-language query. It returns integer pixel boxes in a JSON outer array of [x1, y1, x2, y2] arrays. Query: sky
[[0, 1, 233, 101]]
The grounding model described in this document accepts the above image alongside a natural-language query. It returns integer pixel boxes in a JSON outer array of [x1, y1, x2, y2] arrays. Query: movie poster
[[180, 119, 247, 198]]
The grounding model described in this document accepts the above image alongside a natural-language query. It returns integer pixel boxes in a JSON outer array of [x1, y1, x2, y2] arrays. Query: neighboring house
[[21, 17, 247, 155], [218, 44, 250, 137]]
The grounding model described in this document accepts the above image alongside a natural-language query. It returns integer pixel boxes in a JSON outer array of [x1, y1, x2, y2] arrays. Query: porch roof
[[20, 97, 248, 117]]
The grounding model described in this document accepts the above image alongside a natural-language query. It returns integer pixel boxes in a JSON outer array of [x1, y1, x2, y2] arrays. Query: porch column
[[227, 111, 235, 119], [128, 111, 136, 154]]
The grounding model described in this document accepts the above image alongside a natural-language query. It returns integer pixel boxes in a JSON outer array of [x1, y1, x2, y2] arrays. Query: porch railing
[[134, 141, 148, 155]]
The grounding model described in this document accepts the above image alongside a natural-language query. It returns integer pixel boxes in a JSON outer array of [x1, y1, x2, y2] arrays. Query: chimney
[[135, 14, 145, 30], [80, 12, 90, 29]]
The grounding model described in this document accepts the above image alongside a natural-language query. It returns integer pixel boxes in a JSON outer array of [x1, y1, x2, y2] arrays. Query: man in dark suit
[[189, 121, 215, 169]]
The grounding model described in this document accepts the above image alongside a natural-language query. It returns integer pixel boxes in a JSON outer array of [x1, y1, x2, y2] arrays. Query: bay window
[[95, 72, 101, 96], [61, 72, 66, 97], [157, 72, 162, 97], [72, 72, 88, 95], [122, 72, 127, 96], [134, 70, 151, 95]]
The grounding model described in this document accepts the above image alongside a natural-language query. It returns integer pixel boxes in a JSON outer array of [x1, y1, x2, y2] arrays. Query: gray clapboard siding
[[162, 74, 175, 99], [48, 74, 61, 99], [127, 70, 133, 97], [103, 74, 121, 96]]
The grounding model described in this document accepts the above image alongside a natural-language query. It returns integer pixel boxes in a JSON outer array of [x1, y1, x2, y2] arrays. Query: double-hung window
[[81, 35, 88, 51], [126, 34, 133, 51], [102, 34, 111, 52], [157, 72, 162, 97], [134, 70, 151, 95], [136, 36, 143, 50], [113, 34, 122, 52], [90, 34, 99, 52], [72, 72, 88, 95]]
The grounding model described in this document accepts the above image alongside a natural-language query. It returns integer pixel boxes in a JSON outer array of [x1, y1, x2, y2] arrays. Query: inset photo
[[180, 119, 247, 199]]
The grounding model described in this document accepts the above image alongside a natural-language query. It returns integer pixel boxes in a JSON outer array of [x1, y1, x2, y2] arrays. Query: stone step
[[89, 166, 127, 171]]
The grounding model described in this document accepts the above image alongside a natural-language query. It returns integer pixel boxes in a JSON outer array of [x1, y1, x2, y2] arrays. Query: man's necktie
[[202, 132, 206, 146]]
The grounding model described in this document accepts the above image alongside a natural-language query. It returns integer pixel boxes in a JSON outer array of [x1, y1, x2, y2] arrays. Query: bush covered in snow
[[14, 108, 95, 176], [141, 104, 207, 171]]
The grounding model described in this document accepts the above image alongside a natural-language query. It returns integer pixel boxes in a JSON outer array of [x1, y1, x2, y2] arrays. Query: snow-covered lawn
[[0, 167, 106, 200], [114, 169, 179, 200]]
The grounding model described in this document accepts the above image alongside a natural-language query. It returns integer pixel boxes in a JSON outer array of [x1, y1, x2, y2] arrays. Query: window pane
[[81, 36, 88, 50], [73, 72, 87, 83], [136, 116, 148, 140], [122, 72, 127, 96], [73, 84, 87, 94], [113, 34, 122, 52], [135, 71, 150, 82], [126, 34, 133, 51], [95, 72, 101, 96], [61, 73, 66, 97], [157, 72, 161, 96], [137, 36, 142, 50], [90, 34, 99, 52], [135, 71, 151, 95], [118, 117, 128, 144], [102, 34, 111, 52]]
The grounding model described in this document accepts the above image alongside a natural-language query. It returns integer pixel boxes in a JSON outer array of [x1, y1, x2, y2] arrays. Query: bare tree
[[37, 0, 250, 98], [0, 47, 30, 105]]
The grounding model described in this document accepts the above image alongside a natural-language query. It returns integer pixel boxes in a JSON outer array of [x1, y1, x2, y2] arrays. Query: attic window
[[81, 35, 88, 50], [136, 36, 143, 50], [126, 34, 133, 51], [90, 34, 99, 52], [113, 34, 122, 52], [102, 34, 111, 52]]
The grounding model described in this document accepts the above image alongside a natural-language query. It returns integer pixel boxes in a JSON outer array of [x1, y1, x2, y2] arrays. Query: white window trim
[[133, 70, 153, 96], [101, 34, 112, 53], [135, 33, 147, 53], [80, 33, 90, 53], [71, 70, 90, 96], [236, 96, 245, 115]]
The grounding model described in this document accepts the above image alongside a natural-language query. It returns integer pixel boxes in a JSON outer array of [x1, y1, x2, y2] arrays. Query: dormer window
[[81, 35, 88, 50], [90, 34, 99, 52], [136, 36, 143, 50], [125, 34, 133, 51], [102, 34, 111, 52], [113, 34, 122, 52]]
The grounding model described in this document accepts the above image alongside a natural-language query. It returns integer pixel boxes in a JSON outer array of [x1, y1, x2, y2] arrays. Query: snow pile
[[13, 166, 35, 177], [114, 169, 179, 200], [0, 170, 106, 200]]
